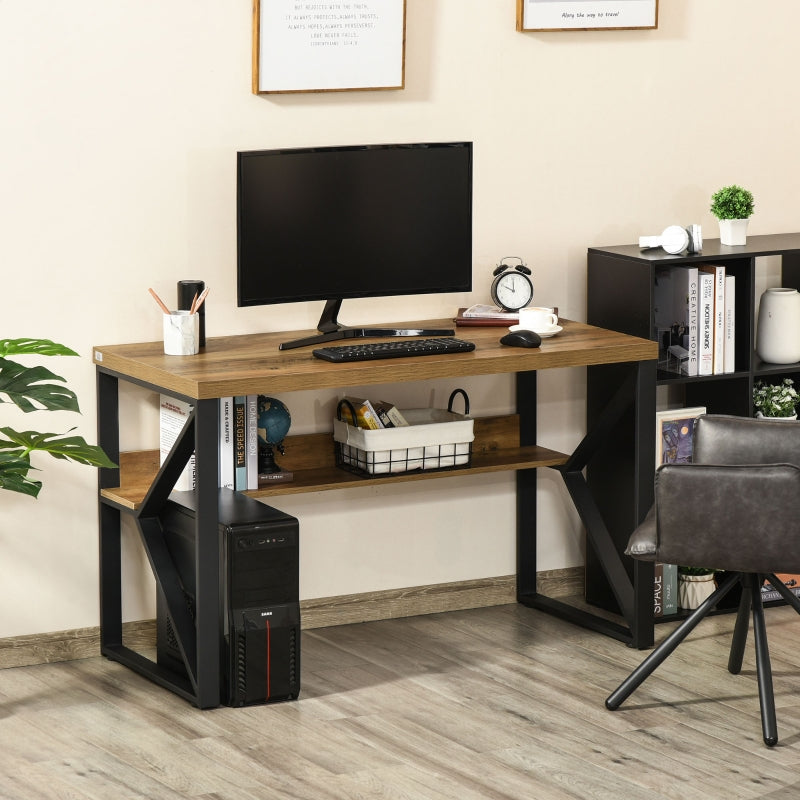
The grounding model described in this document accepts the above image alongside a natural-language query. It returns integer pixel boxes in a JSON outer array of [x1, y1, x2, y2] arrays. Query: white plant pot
[[678, 573, 717, 610], [756, 288, 800, 364], [718, 218, 749, 246], [755, 412, 797, 421]]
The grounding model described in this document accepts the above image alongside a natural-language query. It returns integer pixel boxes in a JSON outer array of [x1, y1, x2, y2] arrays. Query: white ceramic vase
[[756, 288, 800, 364], [678, 573, 717, 610], [718, 218, 749, 246]]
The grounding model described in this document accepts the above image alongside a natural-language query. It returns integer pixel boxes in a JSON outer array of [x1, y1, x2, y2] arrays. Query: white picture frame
[[655, 407, 706, 467], [253, 0, 406, 94], [516, 0, 658, 32]]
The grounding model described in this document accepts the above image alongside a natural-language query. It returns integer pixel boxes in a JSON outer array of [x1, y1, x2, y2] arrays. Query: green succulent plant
[[710, 184, 755, 220], [0, 338, 116, 497]]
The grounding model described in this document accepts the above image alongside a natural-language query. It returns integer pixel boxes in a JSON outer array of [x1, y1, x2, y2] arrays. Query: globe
[[257, 396, 291, 447]]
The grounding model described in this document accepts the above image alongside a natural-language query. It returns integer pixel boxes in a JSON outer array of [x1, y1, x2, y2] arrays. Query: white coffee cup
[[519, 306, 558, 332], [163, 310, 200, 355]]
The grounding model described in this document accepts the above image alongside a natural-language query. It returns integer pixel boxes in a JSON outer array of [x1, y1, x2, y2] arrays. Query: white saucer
[[508, 324, 563, 338]]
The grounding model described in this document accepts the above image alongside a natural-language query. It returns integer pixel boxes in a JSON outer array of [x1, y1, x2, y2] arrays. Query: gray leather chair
[[606, 414, 800, 747]]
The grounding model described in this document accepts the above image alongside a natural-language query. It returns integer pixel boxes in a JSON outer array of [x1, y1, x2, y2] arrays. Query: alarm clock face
[[492, 270, 534, 312]]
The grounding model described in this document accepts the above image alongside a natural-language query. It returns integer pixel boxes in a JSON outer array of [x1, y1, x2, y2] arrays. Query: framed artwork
[[516, 0, 658, 32], [655, 407, 706, 467], [252, 0, 406, 94]]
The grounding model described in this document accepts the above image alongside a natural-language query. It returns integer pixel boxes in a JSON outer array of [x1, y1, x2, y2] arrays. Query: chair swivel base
[[606, 572, 800, 748]]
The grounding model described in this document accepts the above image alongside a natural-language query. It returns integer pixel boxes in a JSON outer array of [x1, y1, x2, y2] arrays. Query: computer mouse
[[500, 329, 541, 348]]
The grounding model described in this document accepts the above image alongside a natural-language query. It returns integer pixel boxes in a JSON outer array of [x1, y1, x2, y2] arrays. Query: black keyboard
[[312, 337, 476, 363]]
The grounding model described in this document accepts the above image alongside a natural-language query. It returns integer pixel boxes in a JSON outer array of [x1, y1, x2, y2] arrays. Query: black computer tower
[[156, 489, 300, 706]]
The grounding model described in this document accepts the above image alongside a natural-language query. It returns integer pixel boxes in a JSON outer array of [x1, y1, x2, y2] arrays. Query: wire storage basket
[[334, 389, 474, 476]]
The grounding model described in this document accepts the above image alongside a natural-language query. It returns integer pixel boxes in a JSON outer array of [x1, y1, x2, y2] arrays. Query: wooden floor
[[2, 603, 800, 799]]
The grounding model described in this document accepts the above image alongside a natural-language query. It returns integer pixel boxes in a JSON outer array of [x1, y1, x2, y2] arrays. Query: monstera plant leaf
[[0, 338, 116, 498]]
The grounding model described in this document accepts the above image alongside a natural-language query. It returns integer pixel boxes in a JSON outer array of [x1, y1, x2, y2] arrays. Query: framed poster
[[516, 0, 658, 32], [253, 0, 406, 94], [655, 407, 706, 467]]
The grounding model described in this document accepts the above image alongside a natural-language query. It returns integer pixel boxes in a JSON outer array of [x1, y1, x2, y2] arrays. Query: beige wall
[[1, 1, 798, 637]]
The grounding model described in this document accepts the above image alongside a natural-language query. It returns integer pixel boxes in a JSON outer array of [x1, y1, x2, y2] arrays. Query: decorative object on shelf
[[257, 396, 293, 483], [0, 338, 116, 497], [639, 224, 702, 255], [490, 257, 534, 312], [516, 0, 658, 31], [753, 378, 799, 420], [252, 0, 406, 94], [678, 567, 718, 610], [710, 184, 754, 246], [755, 287, 800, 364]]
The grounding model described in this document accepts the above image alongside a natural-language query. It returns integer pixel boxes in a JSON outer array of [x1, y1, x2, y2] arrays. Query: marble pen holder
[[163, 310, 200, 355]]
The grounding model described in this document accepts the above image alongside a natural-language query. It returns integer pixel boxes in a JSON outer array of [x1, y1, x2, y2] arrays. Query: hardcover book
[[218, 396, 234, 490], [233, 396, 247, 490], [246, 395, 259, 490], [700, 264, 725, 374], [724, 274, 736, 374], [698, 270, 715, 376]]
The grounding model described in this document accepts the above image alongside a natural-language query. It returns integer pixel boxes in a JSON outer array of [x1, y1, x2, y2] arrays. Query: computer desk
[[93, 318, 657, 708]]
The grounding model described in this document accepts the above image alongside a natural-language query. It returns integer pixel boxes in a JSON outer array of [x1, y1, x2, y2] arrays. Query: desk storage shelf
[[94, 318, 656, 707]]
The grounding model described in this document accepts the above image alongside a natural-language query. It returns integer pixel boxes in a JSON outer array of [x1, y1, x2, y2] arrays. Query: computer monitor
[[236, 141, 473, 349]]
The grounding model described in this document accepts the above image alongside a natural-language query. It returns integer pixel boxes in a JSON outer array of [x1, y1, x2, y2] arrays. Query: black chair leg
[[728, 574, 750, 675], [606, 572, 740, 711], [749, 574, 778, 747], [766, 573, 800, 615]]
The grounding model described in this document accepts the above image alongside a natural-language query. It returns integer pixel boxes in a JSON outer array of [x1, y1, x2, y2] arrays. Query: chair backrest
[[694, 414, 800, 466], [627, 414, 800, 572]]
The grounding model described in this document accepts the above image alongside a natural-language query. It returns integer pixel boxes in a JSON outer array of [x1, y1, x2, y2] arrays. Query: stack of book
[[160, 394, 261, 492], [339, 396, 409, 430], [654, 264, 735, 376]]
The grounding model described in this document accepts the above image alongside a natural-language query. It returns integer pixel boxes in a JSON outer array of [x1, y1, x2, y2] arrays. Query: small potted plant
[[710, 184, 754, 246], [753, 377, 799, 420], [678, 566, 719, 610]]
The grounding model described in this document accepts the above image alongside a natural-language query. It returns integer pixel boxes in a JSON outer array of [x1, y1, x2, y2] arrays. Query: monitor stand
[[278, 299, 455, 350]]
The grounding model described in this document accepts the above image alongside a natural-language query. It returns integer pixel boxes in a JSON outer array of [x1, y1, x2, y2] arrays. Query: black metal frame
[[97, 368, 222, 708], [516, 360, 657, 649]]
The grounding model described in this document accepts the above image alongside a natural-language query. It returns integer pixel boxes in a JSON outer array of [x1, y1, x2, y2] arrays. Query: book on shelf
[[761, 573, 800, 603], [159, 394, 195, 491], [724, 274, 736, 373], [218, 396, 234, 490], [373, 400, 410, 428], [654, 562, 678, 617], [246, 394, 259, 490], [698, 269, 715, 376], [699, 264, 725, 374], [233, 396, 247, 490], [341, 396, 385, 430]]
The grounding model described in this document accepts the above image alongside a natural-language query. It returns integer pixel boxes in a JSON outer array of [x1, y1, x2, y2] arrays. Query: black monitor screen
[[236, 142, 473, 309]]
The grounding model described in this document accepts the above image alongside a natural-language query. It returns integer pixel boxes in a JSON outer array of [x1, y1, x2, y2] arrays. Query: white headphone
[[639, 224, 702, 255]]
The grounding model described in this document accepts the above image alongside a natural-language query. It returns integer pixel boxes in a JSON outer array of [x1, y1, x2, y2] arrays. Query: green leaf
[[0, 450, 41, 497], [0, 357, 80, 413], [0, 427, 118, 468], [0, 338, 79, 358]]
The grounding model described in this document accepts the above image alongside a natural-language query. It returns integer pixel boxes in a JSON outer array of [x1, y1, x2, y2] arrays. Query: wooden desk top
[[93, 318, 656, 400]]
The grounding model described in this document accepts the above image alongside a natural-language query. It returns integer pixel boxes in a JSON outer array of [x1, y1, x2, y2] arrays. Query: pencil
[[148, 288, 171, 315], [192, 286, 210, 313]]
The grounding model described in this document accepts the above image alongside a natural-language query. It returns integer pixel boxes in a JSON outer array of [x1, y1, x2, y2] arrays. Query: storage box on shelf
[[586, 233, 800, 626]]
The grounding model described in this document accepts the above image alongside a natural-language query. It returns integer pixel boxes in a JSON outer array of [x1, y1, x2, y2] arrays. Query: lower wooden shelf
[[100, 414, 567, 510]]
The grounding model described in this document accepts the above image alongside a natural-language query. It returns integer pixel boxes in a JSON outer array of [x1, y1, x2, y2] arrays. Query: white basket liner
[[333, 408, 474, 474]]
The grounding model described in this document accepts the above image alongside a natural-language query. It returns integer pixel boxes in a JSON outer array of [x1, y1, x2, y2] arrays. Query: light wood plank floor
[[2, 603, 800, 799]]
